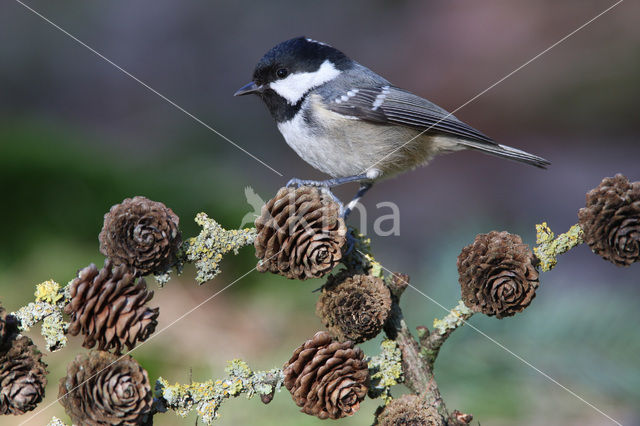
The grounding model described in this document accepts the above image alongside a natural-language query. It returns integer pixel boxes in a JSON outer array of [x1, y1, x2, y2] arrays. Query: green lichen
[[13, 280, 69, 351], [534, 222, 584, 272], [432, 300, 473, 335], [156, 359, 284, 424], [367, 339, 403, 402], [47, 417, 67, 426], [184, 213, 257, 284]]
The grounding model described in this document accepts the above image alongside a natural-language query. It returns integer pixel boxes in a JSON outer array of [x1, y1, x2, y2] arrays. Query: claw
[[286, 178, 304, 187], [343, 230, 356, 257], [319, 187, 344, 214], [286, 178, 331, 188]]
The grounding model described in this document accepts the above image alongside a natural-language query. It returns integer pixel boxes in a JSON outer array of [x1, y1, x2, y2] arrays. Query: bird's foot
[[286, 174, 375, 218], [286, 178, 345, 213], [286, 173, 372, 189], [286, 178, 332, 188]]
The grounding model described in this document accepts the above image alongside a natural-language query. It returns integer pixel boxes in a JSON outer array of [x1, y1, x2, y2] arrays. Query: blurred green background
[[1, 1, 639, 425]]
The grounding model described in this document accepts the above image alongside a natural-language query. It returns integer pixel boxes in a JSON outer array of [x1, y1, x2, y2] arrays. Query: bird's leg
[[343, 182, 373, 219], [286, 171, 379, 217]]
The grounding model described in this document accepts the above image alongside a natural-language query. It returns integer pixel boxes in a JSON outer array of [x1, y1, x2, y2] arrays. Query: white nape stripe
[[372, 86, 390, 111], [306, 38, 329, 46], [270, 60, 341, 105]]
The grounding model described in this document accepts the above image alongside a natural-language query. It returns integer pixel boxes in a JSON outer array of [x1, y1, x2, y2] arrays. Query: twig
[[534, 222, 584, 271], [419, 300, 474, 367], [155, 359, 283, 425], [383, 291, 448, 419]]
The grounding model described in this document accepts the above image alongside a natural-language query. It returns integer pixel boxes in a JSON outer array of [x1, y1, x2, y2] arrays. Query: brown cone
[[457, 231, 539, 319], [254, 186, 347, 280], [99, 196, 181, 275], [375, 394, 444, 426], [59, 351, 152, 425], [578, 174, 640, 266], [0, 336, 48, 415], [316, 272, 392, 343], [0, 304, 19, 352], [65, 260, 159, 354], [283, 331, 369, 419]]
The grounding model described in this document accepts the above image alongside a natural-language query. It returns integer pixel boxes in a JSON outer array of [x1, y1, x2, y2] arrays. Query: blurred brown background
[[1, 1, 638, 425]]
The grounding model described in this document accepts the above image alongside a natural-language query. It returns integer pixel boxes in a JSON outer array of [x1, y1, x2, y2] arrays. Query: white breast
[[277, 111, 341, 175], [277, 95, 463, 179]]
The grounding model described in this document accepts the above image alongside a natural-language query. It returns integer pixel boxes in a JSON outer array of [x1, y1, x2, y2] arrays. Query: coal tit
[[235, 37, 550, 212]]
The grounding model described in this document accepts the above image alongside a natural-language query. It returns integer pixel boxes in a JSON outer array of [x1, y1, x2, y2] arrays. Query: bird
[[235, 36, 550, 215]]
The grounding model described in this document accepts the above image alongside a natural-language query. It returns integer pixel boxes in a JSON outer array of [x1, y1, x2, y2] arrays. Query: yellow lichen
[[34, 280, 62, 305], [368, 339, 403, 402], [343, 228, 384, 277], [432, 300, 473, 335], [14, 281, 69, 351], [156, 360, 283, 424], [184, 213, 257, 284], [534, 222, 584, 272]]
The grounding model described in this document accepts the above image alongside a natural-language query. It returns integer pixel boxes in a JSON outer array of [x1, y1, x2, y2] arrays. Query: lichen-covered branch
[[534, 222, 584, 271], [382, 295, 449, 420], [47, 416, 67, 426], [12, 280, 69, 351], [419, 300, 474, 367], [183, 213, 257, 284], [367, 339, 403, 402], [155, 359, 284, 424]]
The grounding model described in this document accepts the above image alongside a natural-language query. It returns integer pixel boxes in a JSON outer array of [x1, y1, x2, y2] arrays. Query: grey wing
[[326, 85, 496, 145], [325, 85, 550, 168]]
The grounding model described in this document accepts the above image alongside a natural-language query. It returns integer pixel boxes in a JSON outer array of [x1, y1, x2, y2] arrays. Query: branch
[[534, 222, 584, 271], [154, 359, 284, 424], [382, 289, 449, 419], [182, 212, 257, 284], [419, 300, 474, 368]]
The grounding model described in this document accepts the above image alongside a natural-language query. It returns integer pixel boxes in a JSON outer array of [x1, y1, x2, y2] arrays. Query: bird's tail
[[457, 140, 551, 169]]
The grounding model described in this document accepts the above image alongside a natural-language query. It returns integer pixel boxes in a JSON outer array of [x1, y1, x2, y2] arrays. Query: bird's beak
[[234, 81, 262, 96]]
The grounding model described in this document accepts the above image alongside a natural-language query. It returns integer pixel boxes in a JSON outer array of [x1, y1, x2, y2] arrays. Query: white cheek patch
[[270, 60, 341, 105]]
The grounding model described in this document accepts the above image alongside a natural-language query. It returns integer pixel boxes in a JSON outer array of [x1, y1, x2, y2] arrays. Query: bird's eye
[[276, 68, 289, 79]]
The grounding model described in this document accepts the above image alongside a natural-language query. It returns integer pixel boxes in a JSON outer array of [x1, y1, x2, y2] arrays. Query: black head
[[235, 37, 352, 122], [251, 37, 350, 87]]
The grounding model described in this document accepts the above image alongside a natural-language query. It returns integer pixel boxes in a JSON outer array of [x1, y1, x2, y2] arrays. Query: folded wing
[[326, 85, 550, 168]]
